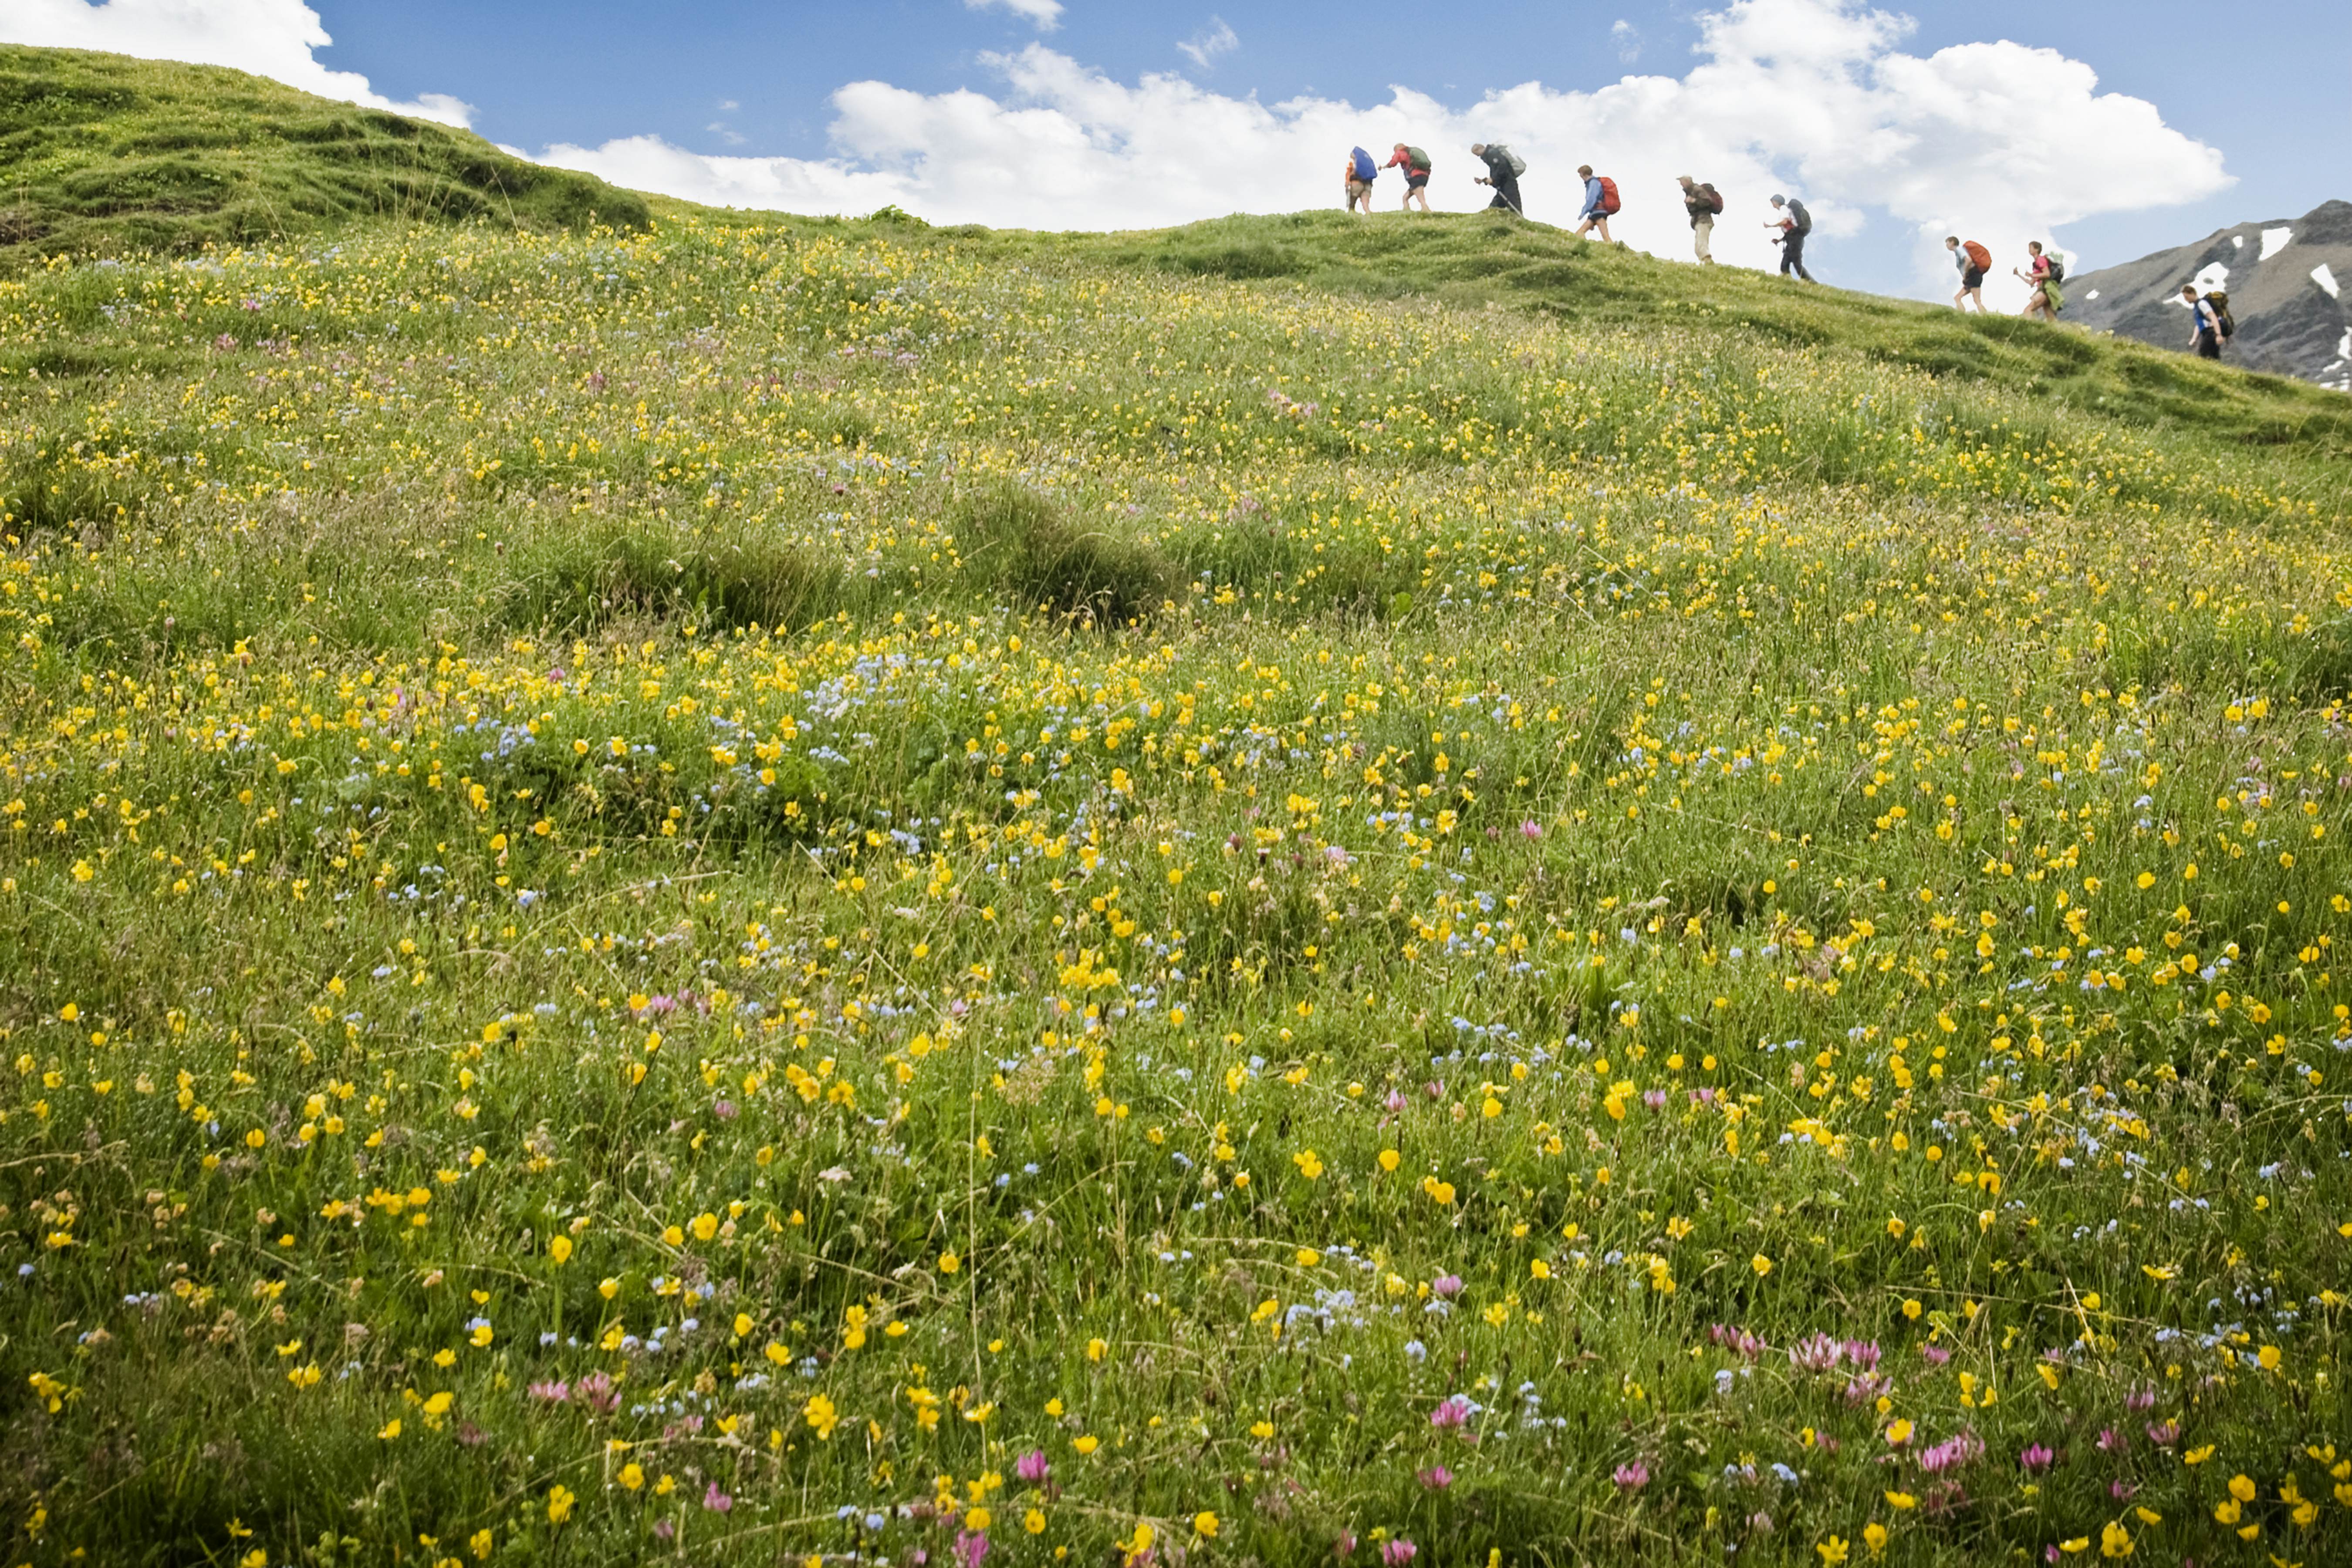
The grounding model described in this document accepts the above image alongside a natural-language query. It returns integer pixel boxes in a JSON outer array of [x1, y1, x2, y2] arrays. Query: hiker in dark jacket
[[1386, 143, 1433, 213], [1679, 176, 1722, 264], [1767, 195, 1815, 282], [1470, 143, 1523, 216]]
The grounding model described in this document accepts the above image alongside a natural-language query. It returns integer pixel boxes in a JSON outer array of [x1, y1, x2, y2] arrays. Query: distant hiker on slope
[[1344, 146, 1379, 216], [1767, 196, 1814, 281], [1680, 176, 1723, 264], [1470, 143, 1525, 216], [1947, 235, 1991, 313], [2182, 284, 2228, 358], [1573, 166, 1619, 242], [2017, 240, 2062, 322], [1387, 143, 1433, 213]]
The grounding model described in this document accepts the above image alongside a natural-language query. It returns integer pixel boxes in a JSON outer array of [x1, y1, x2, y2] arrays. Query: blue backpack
[[1351, 146, 1378, 182]]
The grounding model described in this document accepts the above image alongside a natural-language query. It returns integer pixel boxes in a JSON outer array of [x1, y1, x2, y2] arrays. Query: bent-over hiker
[[1470, 143, 1524, 215]]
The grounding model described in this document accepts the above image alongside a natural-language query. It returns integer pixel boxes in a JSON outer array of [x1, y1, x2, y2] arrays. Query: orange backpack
[[1596, 176, 1621, 215], [1963, 241, 1992, 272]]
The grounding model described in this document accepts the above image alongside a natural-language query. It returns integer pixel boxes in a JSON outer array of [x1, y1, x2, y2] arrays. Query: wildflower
[[1016, 1449, 1050, 1485], [1819, 1538, 1850, 1565], [703, 1482, 733, 1512], [956, 1529, 990, 1568], [1431, 1394, 1472, 1430], [804, 1392, 841, 1439], [2020, 1444, 2055, 1472], [1382, 1541, 1419, 1566], [2099, 1521, 2132, 1558], [547, 1484, 575, 1524], [1750, 1254, 1774, 1277], [1613, 1462, 1650, 1490], [1194, 1512, 1220, 1538], [1418, 1465, 1454, 1490], [1862, 1522, 1889, 1557]]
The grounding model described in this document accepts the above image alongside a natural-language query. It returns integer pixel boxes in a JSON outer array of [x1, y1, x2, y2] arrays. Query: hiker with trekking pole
[[1344, 146, 1379, 216], [1387, 143, 1433, 213], [1947, 235, 1991, 312], [1767, 196, 1815, 281], [1573, 166, 1619, 242], [1680, 176, 1723, 264], [1470, 143, 1525, 216]]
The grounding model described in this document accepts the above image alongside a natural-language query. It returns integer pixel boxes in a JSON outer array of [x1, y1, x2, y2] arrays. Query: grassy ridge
[[0, 45, 648, 264]]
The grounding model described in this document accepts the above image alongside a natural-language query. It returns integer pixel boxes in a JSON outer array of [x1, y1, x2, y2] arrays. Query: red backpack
[[1596, 176, 1621, 215], [1963, 240, 1992, 272]]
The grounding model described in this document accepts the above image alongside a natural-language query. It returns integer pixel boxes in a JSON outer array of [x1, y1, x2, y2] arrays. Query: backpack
[[1350, 146, 1378, 182], [1490, 144, 1527, 178], [1700, 183, 1724, 214], [1402, 145, 1430, 173], [2207, 290, 2235, 339], [2044, 253, 2066, 284], [1963, 240, 1992, 272], [1787, 199, 1812, 235], [1596, 176, 1621, 215]]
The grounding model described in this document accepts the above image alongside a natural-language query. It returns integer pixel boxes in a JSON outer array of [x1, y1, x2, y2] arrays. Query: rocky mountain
[[2065, 200, 2352, 391]]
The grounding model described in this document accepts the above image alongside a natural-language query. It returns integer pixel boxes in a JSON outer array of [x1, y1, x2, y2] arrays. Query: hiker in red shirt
[[1386, 144, 1432, 213], [1947, 236, 1991, 313]]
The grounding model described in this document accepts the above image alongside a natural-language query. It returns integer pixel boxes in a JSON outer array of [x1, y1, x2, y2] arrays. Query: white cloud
[[539, 0, 2225, 308], [963, 0, 1063, 32], [1611, 20, 1642, 64], [1177, 18, 1238, 71], [0, 0, 473, 125]]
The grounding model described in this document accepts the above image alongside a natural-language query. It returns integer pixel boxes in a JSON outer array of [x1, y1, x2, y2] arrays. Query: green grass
[[0, 45, 648, 264], [2, 49, 2351, 1568]]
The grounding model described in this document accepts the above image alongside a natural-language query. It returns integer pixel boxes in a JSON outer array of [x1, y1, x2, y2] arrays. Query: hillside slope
[[2067, 200, 2352, 392], [0, 44, 649, 262]]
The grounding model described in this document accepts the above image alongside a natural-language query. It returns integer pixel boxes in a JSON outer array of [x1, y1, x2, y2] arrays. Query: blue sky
[[10, 0, 2347, 301]]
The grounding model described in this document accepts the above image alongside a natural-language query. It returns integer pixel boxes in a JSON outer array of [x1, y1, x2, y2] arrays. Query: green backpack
[[1403, 145, 1431, 172]]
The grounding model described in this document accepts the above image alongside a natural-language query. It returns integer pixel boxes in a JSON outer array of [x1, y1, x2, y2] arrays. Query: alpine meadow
[[7, 43, 2352, 1568]]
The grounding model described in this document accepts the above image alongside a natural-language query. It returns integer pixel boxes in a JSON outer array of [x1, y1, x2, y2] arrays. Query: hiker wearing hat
[[1767, 195, 1815, 282], [1572, 166, 1619, 242], [1470, 143, 1524, 216], [1386, 143, 1433, 213], [1679, 176, 1723, 264], [1946, 236, 1991, 313]]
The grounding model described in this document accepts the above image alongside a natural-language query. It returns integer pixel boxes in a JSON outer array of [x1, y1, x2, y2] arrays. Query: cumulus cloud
[[539, 0, 2226, 306], [963, 0, 1063, 31], [0, 0, 473, 125]]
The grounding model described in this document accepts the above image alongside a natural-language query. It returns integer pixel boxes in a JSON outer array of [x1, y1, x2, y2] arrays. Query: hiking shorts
[[1405, 173, 1429, 190], [1961, 265, 1985, 290], [1345, 179, 1373, 204]]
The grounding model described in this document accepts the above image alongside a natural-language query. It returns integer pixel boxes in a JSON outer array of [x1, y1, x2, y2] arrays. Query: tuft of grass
[[502, 518, 850, 635], [951, 481, 1178, 625]]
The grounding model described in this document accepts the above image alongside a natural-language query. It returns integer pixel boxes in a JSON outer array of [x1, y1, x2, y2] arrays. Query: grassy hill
[[0, 45, 648, 263], [2, 47, 2350, 1568]]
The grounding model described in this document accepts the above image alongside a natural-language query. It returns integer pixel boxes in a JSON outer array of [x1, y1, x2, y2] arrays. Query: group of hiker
[[1347, 143, 2238, 361], [1344, 144, 1821, 282]]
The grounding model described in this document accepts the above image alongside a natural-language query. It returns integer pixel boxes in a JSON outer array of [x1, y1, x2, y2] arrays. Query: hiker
[[1767, 196, 1815, 281], [1947, 235, 1991, 312], [1343, 146, 1379, 216], [1679, 176, 1723, 263], [1386, 143, 1433, 213], [1573, 166, 1619, 242], [2016, 240, 2061, 322], [2182, 284, 2227, 358], [1470, 143, 1524, 216]]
